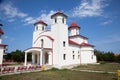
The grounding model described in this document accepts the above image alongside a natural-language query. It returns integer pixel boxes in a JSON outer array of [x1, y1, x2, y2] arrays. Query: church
[[24, 11, 97, 68]]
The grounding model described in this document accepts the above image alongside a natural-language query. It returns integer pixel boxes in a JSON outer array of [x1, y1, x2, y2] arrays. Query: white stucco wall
[[0, 47, 4, 64]]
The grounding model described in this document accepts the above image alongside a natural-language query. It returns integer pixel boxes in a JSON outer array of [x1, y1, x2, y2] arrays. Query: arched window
[[42, 26, 44, 30], [41, 39, 44, 48], [62, 18, 64, 23], [55, 18, 57, 23]]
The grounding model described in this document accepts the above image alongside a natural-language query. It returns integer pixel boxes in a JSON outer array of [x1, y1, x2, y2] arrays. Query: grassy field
[[0, 63, 119, 80], [73, 63, 120, 72], [0, 69, 116, 80]]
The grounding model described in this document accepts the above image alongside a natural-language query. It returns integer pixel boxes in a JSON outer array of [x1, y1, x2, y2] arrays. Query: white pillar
[[37, 53, 39, 65], [24, 52, 27, 66], [40, 51, 43, 65], [48, 52, 52, 65], [0, 48, 4, 65], [32, 53, 35, 64]]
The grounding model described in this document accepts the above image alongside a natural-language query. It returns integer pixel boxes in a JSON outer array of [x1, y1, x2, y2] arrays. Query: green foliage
[[3, 50, 32, 63], [11, 50, 24, 62], [95, 50, 116, 62]]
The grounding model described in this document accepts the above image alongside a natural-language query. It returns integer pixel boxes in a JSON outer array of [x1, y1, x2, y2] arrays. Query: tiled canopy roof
[[68, 21, 80, 30], [69, 39, 94, 47], [51, 11, 67, 18], [34, 20, 47, 26]]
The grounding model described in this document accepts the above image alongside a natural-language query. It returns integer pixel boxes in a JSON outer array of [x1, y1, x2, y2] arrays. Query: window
[[41, 39, 44, 48], [62, 18, 64, 23], [72, 51, 74, 53], [42, 26, 44, 30], [63, 41, 66, 47], [78, 55, 80, 59], [63, 54, 66, 60], [73, 55, 75, 60], [36, 26, 38, 31], [91, 55, 93, 59], [55, 18, 57, 23]]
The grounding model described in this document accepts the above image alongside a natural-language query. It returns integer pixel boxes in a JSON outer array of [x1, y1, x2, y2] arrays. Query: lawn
[[73, 63, 120, 72], [0, 68, 116, 80]]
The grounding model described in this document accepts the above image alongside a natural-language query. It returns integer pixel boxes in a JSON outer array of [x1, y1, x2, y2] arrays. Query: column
[[32, 53, 35, 64], [24, 52, 27, 66], [40, 51, 43, 65], [37, 53, 40, 65], [48, 52, 52, 65]]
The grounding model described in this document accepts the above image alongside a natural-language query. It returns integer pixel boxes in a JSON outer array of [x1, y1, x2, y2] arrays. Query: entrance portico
[[24, 47, 52, 66]]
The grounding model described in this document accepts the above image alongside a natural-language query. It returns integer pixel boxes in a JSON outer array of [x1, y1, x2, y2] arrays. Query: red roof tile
[[69, 35, 88, 39], [80, 42, 94, 47], [51, 11, 67, 18], [0, 44, 7, 47], [69, 39, 94, 47], [34, 20, 47, 26], [68, 21, 80, 30], [0, 28, 4, 34], [69, 39, 80, 46]]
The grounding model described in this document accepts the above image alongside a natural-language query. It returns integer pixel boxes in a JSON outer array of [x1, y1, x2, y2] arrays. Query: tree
[[11, 50, 24, 62]]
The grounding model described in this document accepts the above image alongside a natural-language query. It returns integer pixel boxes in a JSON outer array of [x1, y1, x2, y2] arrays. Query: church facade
[[24, 11, 96, 68]]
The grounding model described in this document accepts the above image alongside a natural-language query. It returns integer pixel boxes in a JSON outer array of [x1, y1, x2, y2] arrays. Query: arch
[[34, 35, 54, 44]]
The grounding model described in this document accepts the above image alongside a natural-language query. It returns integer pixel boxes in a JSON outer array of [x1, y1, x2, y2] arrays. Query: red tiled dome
[[34, 20, 47, 26], [51, 11, 67, 18], [68, 21, 80, 30]]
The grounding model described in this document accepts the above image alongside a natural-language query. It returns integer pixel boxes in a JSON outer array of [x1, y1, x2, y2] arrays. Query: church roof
[[69, 39, 94, 47], [0, 28, 4, 34], [0, 44, 7, 48], [80, 42, 94, 47], [68, 21, 80, 30], [69, 39, 80, 46], [69, 35, 88, 39], [34, 20, 47, 26], [51, 11, 68, 19]]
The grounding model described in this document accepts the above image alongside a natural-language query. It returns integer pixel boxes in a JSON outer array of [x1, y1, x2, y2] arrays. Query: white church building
[[24, 11, 96, 68]]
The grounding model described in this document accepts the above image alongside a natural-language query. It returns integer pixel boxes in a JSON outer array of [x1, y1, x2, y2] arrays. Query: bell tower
[[68, 21, 80, 36], [34, 20, 47, 32], [33, 20, 47, 47], [51, 11, 69, 67]]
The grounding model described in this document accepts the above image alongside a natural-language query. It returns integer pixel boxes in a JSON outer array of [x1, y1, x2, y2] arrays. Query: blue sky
[[0, 0, 120, 53]]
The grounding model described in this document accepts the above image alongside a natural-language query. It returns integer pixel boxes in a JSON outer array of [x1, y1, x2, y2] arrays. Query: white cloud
[[23, 10, 56, 25], [72, 0, 108, 18], [0, 2, 28, 23], [8, 19, 15, 22], [94, 34, 120, 45], [101, 20, 112, 25], [0, 2, 27, 18]]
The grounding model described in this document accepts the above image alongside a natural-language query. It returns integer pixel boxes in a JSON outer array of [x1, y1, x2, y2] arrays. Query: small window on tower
[[73, 55, 75, 60], [36, 26, 38, 31], [78, 55, 80, 59], [62, 18, 64, 23], [55, 18, 57, 23], [42, 26, 44, 30], [63, 41, 66, 47], [63, 54, 66, 60]]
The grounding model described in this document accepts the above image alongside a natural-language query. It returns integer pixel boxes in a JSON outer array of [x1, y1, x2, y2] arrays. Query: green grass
[[0, 69, 116, 80], [0, 63, 119, 80], [74, 63, 120, 72]]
